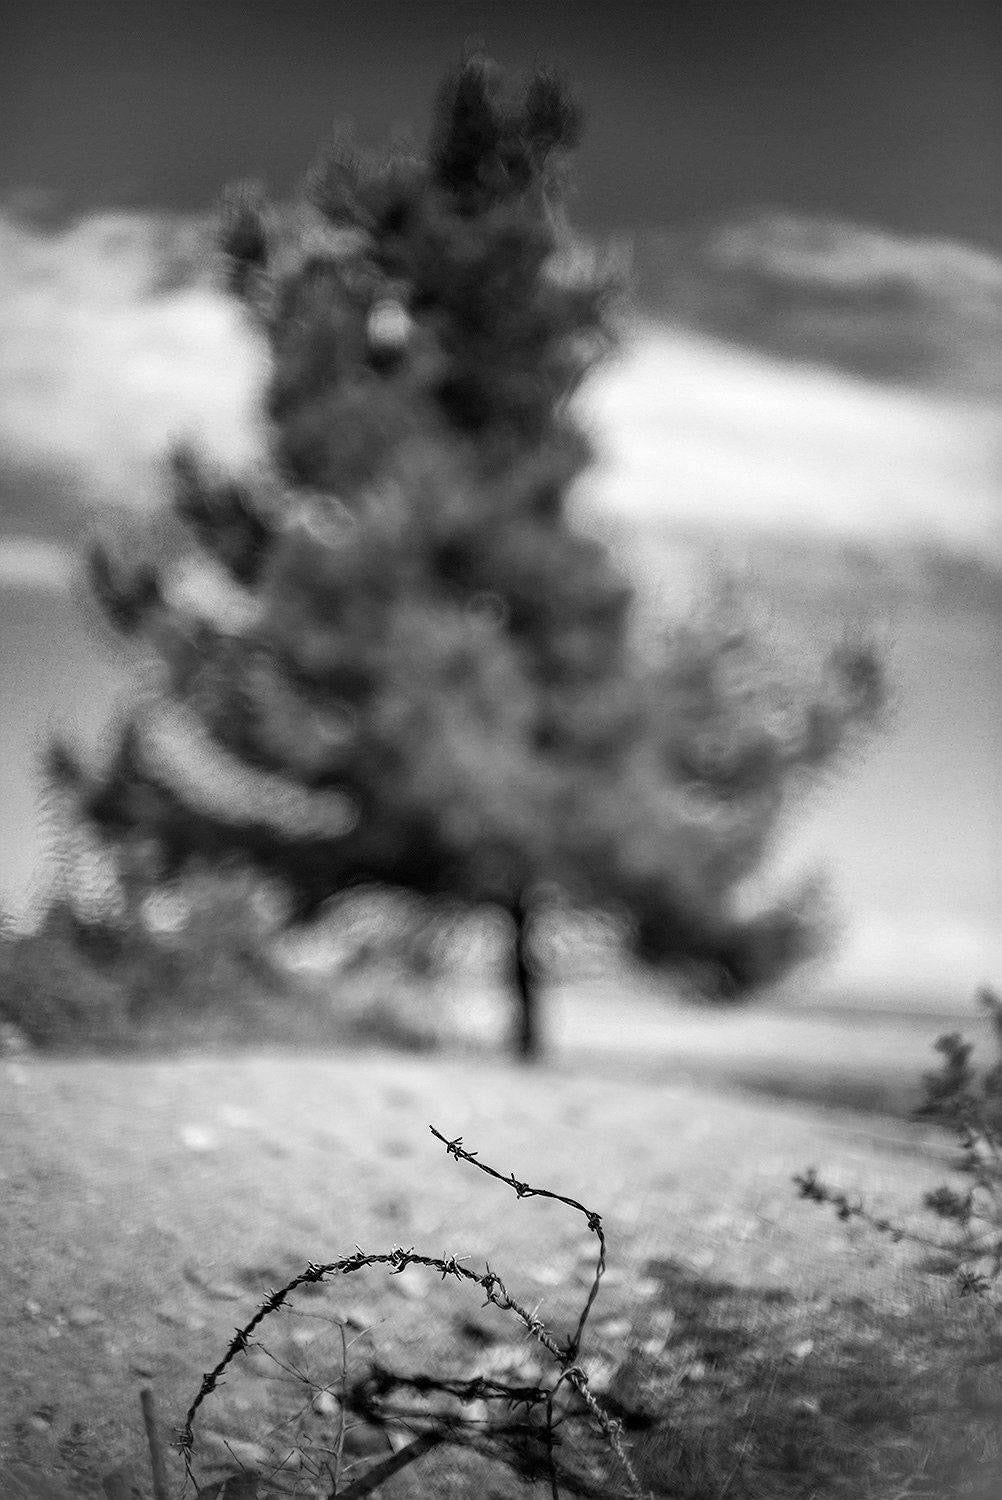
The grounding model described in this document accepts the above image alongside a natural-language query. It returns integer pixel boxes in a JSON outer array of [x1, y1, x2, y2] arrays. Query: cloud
[[0, 210, 268, 519], [573, 324, 1002, 567], [705, 212, 1002, 308], [0, 537, 76, 590], [634, 213, 1002, 400], [0, 206, 998, 580]]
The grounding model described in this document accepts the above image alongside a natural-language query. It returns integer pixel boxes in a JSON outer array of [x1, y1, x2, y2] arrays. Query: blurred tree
[[50, 55, 884, 1058]]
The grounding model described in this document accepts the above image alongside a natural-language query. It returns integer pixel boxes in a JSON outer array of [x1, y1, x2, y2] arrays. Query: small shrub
[[0, 902, 133, 1049], [0, 862, 309, 1051], [796, 986, 1002, 1297]]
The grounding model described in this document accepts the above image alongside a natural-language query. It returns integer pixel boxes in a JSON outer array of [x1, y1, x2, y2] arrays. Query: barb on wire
[[179, 1127, 645, 1499], [429, 1125, 606, 1362]]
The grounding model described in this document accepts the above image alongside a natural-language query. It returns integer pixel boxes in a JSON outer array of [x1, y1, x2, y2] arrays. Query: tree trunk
[[510, 888, 540, 1061]]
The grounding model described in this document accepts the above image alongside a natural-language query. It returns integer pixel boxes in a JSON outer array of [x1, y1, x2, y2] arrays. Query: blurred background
[[1, 0, 1000, 1015]]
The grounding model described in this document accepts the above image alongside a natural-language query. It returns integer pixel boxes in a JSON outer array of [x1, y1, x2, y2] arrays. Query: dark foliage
[[797, 987, 1002, 1295], [50, 57, 884, 1056]]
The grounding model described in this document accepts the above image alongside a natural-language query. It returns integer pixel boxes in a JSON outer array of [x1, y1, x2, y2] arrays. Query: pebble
[[529, 1264, 565, 1286], [217, 1105, 255, 1130], [289, 1325, 320, 1347], [183, 1264, 244, 1301], [633, 1277, 663, 1300], [343, 1304, 380, 1331], [67, 1306, 102, 1329], [388, 1270, 427, 1300], [179, 1125, 218, 1152], [596, 1316, 632, 1340]]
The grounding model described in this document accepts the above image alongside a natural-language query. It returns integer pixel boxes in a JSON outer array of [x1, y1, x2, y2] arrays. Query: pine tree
[[50, 56, 884, 1058]]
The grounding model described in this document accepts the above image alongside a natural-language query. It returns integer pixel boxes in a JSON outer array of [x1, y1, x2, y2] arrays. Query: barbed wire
[[179, 1124, 645, 1498]]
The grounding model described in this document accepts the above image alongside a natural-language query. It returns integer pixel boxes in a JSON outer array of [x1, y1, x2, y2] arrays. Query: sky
[[3, 0, 1001, 247], [1, 0, 1000, 558], [1, 1, 1000, 997]]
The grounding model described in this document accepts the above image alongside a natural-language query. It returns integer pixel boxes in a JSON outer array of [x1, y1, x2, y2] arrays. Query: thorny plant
[[796, 986, 1002, 1298], [179, 1126, 646, 1498]]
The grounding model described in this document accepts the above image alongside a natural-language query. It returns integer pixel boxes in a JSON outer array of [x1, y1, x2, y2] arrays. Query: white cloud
[[0, 211, 268, 516], [1, 207, 998, 577], [573, 324, 1002, 566], [0, 537, 76, 590]]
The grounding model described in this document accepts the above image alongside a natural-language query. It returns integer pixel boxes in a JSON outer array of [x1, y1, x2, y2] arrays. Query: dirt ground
[[1, 1026, 973, 1497]]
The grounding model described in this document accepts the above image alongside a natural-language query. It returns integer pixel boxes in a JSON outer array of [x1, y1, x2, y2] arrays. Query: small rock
[[217, 1105, 255, 1130], [343, 1304, 380, 1332], [67, 1306, 102, 1329], [389, 1269, 427, 1301], [184, 1265, 244, 1301], [486, 1345, 544, 1384], [206, 1283, 244, 1303], [344, 1424, 394, 1460], [788, 1339, 815, 1363], [647, 1309, 676, 1340], [179, 1125, 218, 1152], [457, 1398, 490, 1429], [23, 1300, 41, 1318], [156, 1300, 206, 1331], [579, 1355, 615, 1394], [311, 1391, 339, 1417], [289, 1325, 320, 1347], [367, 298, 412, 358], [529, 1264, 565, 1287]]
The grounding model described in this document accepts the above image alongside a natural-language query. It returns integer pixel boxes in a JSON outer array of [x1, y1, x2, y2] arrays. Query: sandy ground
[[0, 1028, 959, 1496]]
